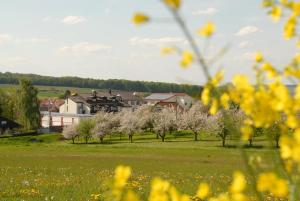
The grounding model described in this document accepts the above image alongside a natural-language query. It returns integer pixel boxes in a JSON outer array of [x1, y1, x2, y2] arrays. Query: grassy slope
[[0, 133, 279, 201], [0, 84, 98, 99]]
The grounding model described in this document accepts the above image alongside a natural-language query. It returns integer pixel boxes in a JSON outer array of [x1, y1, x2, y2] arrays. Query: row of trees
[[0, 72, 202, 96], [0, 79, 40, 131], [63, 103, 281, 147]]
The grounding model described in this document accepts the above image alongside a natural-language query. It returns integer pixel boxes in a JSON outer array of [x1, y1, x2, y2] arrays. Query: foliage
[[119, 109, 142, 142], [128, 0, 300, 200], [62, 124, 78, 144], [179, 102, 208, 141], [77, 119, 96, 144], [15, 79, 40, 130], [0, 72, 202, 96], [153, 107, 177, 142]]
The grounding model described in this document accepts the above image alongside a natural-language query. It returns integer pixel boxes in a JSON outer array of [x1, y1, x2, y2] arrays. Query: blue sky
[[0, 0, 296, 85]]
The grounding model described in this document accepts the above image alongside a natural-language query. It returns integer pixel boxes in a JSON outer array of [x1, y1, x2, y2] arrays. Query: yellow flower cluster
[[107, 166, 250, 201], [263, 0, 300, 40], [201, 70, 227, 115], [257, 172, 289, 197]]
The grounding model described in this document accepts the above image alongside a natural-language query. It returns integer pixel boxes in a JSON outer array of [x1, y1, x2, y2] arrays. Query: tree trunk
[[129, 135, 133, 143], [194, 132, 198, 141], [85, 137, 88, 144], [276, 138, 279, 148], [156, 133, 159, 139], [100, 137, 104, 144], [222, 138, 225, 147], [249, 138, 253, 147], [161, 135, 165, 142], [72, 137, 75, 144]]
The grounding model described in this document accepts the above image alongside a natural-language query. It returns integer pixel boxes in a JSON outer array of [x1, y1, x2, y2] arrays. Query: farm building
[[144, 93, 194, 110]]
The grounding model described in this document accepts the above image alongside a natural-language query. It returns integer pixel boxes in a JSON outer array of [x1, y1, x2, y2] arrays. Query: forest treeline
[[0, 72, 202, 96]]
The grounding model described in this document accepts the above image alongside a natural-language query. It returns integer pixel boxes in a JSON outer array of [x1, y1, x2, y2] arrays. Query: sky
[[0, 0, 297, 85]]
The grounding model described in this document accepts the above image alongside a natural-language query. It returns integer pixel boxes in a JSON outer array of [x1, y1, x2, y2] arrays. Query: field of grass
[[0, 84, 99, 99], [0, 132, 281, 201]]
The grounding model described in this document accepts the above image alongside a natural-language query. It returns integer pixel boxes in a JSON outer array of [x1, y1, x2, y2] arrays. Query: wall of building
[[41, 112, 92, 128], [59, 98, 91, 115]]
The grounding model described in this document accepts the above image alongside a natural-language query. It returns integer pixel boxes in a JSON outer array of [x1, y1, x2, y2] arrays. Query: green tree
[[15, 79, 40, 130], [77, 119, 95, 144]]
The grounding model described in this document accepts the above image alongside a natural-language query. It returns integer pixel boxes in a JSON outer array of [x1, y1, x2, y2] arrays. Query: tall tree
[[16, 79, 40, 130]]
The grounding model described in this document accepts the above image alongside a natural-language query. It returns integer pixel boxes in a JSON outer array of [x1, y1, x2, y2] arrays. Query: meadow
[[0, 84, 99, 99], [0, 133, 280, 201]]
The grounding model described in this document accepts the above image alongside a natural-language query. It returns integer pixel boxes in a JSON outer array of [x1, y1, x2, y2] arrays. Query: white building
[[144, 93, 194, 110]]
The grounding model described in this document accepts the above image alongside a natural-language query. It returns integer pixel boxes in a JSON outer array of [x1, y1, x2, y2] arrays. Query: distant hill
[[0, 72, 202, 96]]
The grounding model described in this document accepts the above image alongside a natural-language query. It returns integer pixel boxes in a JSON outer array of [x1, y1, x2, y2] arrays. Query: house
[[40, 99, 65, 112], [41, 90, 131, 130], [0, 116, 21, 134], [144, 93, 194, 110]]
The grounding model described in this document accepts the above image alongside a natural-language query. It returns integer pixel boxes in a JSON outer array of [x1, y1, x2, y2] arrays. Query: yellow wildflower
[[164, 0, 181, 9], [257, 172, 288, 198], [196, 183, 210, 199], [241, 126, 253, 141], [209, 98, 218, 115], [132, 13, 150, 25], [180, 51, 194, 68], [161, 47, 176, 55], [254, 52, 264, 63], [220, 93, 230, 109], [201, 87, 211, 105], [197, 22, 216, 38], [269, 6, 282, 21], [114, 165, 131, 188], [230, 171, 246, 194]]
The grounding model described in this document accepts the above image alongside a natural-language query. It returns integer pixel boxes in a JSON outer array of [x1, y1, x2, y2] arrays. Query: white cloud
[[15, 37, 51, 43], [59, 42, 111, 55], [0, 34, 13, 44], [192, 7, 219, 16], [235, 26, 259, 37], [241, 52, 255, 60], [129, 37, 186, 46], [238, 41, 250, 48], [61, 16, 86, 25]]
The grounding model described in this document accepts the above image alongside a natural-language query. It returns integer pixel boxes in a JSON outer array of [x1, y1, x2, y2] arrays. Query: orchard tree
[[207, 110, 243, 147], [119, 109, 141, 142], [153, 107, 177, 142], [93, 112, 116, 143], [77, 119, 95, 144], [15, 79, 40, 130], [63, 124, 78, 144], [179, 102, 208, 141], [135, 105, 155, 132]]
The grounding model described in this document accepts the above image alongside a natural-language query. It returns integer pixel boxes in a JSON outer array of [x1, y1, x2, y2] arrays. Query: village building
[[144, 93, 194, 110], [40, 90, 135, 130]]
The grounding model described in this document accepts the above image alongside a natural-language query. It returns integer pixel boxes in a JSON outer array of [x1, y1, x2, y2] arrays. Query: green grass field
[[0, 132, 281, 201], [0, 84, 99, 99]]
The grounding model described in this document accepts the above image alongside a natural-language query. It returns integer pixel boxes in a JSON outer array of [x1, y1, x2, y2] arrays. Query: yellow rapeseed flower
[[230, 171, 246, 194], [132, 13, 150, 25], [269, 6, 282, 21], [197, 22, 216, 38], [196, 183, 210, 199], [164, 0, 181, 9], [161, 47, 176, 55], [220, 93, 230, 109], [254, 52, 264, 63], [180, 51, 194, 68], [114, 165, 132, 188], [209, 98, 219, 115]]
